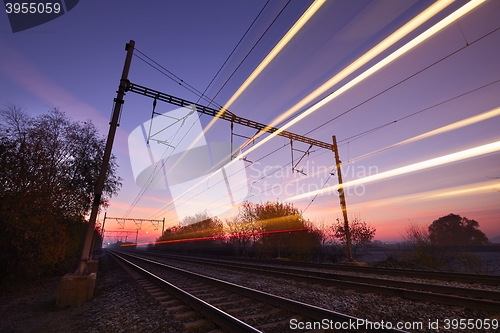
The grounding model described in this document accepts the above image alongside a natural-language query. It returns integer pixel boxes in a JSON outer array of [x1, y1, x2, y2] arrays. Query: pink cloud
[[0, 38, 107, 128]]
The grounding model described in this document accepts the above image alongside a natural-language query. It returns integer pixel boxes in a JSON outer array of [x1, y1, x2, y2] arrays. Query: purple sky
[[1, 0, 499, 243]]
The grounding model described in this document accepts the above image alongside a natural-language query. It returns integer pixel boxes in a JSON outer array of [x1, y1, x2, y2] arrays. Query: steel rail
[[156, 252, 500, 286], [108, 251, 261, 332], [112, 250, 408, 333], [129, 252, 500, 312], [156, 253, 500, 299]]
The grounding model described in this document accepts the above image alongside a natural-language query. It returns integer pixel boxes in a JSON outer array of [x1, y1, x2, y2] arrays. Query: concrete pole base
[[55, 273, 96, 308], [87, 260, 98, 273]]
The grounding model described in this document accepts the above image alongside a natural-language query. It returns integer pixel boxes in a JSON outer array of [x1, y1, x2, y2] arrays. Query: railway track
[[108, 250, 408, 332], [125, 251, 500, 312], [148, 252, 500, 285]]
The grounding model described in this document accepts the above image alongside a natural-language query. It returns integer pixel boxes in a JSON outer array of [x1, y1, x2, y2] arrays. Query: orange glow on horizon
[[155, 0, 485, 216]]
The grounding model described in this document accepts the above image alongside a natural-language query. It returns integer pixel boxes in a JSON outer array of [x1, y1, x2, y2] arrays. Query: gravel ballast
[[0, 252, 182, 333]]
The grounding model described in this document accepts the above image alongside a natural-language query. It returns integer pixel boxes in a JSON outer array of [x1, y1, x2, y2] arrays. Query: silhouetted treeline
[[153, 202, 373, 262], [0, 105, 121, 286]]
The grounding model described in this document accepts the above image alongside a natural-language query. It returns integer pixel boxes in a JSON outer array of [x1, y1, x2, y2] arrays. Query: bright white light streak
[[195, 0, 326, 142], [239, 0, 486, 160], [345, 180, 498, 210], [267, 0, 454, 128], [277, 106, 500, 186], [224, 0, 327, 111], [150, 0, 483, 219], [288, 140, 500, 201], [349, 106, 500, 163], [158, 0, 326, 200]]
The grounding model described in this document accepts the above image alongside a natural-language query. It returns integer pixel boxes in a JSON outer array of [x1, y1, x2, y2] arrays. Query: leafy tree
[[156, 214, 225, 254], [0, 105, 121, 284], [428, 213, 488, 246], [331, 216, 376, 260], [225, 216, 254, 257], [1, 105, 121, 216], [238, 201, 317, 260], [236, 201, 265, 257], [392, 219, 490, 273]]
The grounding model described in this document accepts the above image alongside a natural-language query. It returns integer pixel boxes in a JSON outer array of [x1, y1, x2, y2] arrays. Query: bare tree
[[331, 216, 376, 260], [225, 217, 253, 257]]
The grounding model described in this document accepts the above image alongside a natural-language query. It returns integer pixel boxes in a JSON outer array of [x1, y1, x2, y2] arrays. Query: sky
[[1, 0, 499, 244]]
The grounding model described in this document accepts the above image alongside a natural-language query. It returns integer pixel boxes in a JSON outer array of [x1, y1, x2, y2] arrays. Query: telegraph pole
[[332, 136, 354, 262], [75, 40, 135, 275]]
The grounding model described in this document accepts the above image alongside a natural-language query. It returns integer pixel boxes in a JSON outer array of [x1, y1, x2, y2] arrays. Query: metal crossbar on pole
[[125, 79, 355, 261], [104, 216, 165, 232], [125, 81, 334, 151], [103, 230, 139, 244]]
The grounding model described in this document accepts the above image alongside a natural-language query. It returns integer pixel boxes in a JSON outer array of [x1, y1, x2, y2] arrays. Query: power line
[[338, 78, 500, 145], [198, 0, 271, 105], [122, 1, 284, 219], [207, 0, 292, 106], [303, 26, 500, 137]]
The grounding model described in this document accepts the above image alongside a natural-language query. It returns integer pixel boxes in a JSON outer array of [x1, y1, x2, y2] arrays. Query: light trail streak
[[342, 180, 499, 211], [149, 0, 483, 220], [154, 228, 309, 245], [266, 105, 500, 187], [349, 106, 500, 163], [238, 0, 485, 158], [265, 0, 454, 129], [287, 140, 500, 201], [223, 0, 327, 111]]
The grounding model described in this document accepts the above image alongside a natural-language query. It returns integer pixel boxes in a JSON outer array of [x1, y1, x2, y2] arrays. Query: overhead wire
[[304, 26, 500, 137], [122, 0, 282, 219], [227, 0, 486, 164], [158, 0, 486, 217], [128, 1, 492, 220], [160, 0, 311, 199]]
